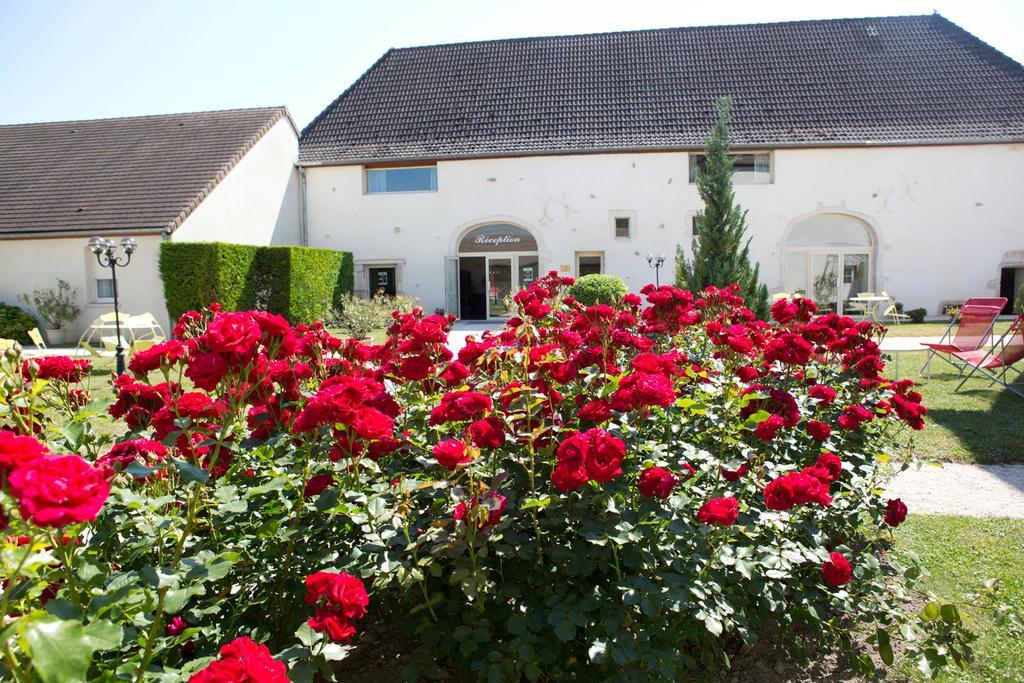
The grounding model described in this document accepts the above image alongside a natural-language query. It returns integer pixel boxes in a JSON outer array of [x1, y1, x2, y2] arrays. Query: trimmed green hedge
[[160, 243, 353, 324], [0, 302, 37, 343], [568, 274, 629, 306]]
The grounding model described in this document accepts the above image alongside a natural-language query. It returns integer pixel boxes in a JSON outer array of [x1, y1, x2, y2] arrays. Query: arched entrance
[[455, 223, 539, 320], [781, 213, 875, 314]]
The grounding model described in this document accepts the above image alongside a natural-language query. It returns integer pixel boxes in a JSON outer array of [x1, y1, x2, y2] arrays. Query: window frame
[[364, 163, 438, 194], [609, 210, 636, 240], [688, 151, 773, 185], [575, 251, 605, 277], [85, 254, 115, 304]]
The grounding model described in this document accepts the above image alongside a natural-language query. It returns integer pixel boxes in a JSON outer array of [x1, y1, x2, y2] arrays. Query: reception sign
[[459, 224, 538, 253]]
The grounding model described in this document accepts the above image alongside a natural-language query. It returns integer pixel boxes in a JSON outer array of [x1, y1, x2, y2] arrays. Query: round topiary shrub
[[0, 301, 38, 342], [568, 273, 628, 305]]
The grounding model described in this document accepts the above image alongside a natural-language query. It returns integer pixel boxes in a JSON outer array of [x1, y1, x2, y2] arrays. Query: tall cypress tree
[[675, 96, 769, 318]]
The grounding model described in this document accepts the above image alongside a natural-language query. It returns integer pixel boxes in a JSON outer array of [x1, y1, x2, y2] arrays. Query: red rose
[[552, 431, 590, 492], [350, 408, 394, 441], [202, 312, 262, 357], [807, 452, 842, 483], [0, 430, 48, 473], [524, 300, 552, 318], [884, 498, 908, 527], [189, 636, 288, 683], [185, 353, 229, 392], [679, 461, 697, 479], [439, 361, 470, 386], [771, 299, 799, 324], [308, 608, 356, 643], [429, 391, 492, 425], [303, 474, 334, 498], [736, 365, 760, 383], [637, 467, 677, 499], [753, 414, 786, 441], [822, 551, 853, 587], [397, 355, 433, 381], [128, 340, 187, 375], [23, 356, 91, 382], [806, 420, 832, 441], [720, 464, 748, 482], [305, 571, 369, 620], [763, 471, 832, 511], [96, 438, 168, 476], [453, 490, 508, 529], [468, 417, 505, 449], [433, 439, 473, 469], [250, 311, 291, 338], [808, 385, 837, 404], [166, 615, 189, 637], [696, 496, 739, 526], [8, 454, 110, 527], [584, 428, 625, 483], [578, 400, 612, 422], [837, 405, 873, 431], [764, 333, 814, 365]]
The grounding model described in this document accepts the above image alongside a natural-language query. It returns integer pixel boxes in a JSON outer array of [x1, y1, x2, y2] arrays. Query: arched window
[[782, 214, 875, 314]]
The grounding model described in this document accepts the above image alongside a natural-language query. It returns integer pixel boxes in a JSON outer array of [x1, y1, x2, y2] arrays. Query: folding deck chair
[[921, 298, 1006, 379], [953, 314, 1024, 398]]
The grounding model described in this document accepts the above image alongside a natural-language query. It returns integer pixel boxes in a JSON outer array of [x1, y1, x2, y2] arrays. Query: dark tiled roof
[[0, 107, 291, 237], [299, 14, 1024, 164]]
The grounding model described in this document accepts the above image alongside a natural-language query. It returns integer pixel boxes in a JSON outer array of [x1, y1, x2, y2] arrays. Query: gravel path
[[888, 463, 1024, 518]]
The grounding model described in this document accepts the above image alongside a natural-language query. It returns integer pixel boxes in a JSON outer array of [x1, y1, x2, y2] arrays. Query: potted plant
[[18, 279, 80, 345]]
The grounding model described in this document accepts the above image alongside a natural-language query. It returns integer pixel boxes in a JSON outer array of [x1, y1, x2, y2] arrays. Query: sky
[[2, 0, 1023, 130]]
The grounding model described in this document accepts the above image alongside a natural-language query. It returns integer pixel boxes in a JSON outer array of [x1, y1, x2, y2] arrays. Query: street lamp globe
[[87, 235, 105, 254], [120, 237, 138, 254]]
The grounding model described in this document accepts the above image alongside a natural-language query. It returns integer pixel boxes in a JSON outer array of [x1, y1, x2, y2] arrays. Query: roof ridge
[[0, 105, 288, 129], [390, 13, 935, 52]]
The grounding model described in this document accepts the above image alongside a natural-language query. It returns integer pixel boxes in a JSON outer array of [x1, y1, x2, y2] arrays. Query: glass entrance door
[[488, 258, 513, 318], [811, 253, 840, 314], [787, 250, 872, 315]]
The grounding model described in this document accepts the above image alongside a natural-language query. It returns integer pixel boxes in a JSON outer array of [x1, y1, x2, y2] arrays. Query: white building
[[298, 14, 1024, 319], [0, 107, 301, 334]]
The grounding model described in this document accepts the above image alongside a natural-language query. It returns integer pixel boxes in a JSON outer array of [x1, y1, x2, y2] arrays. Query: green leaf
[[20, 615, 93, 683], [876, 628, 894, 666], [170, 457, 210, 484], [921, 602, 941, 621], [939, 603, 960, 624], [82, 620, 123, 651]]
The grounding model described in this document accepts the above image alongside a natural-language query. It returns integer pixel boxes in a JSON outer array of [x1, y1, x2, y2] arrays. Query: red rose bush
[[0, 277, 978, 681]]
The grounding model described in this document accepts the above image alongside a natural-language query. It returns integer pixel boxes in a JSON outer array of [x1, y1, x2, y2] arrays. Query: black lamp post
[[646, 253, 666, 287], [87, 236, 137, 375]]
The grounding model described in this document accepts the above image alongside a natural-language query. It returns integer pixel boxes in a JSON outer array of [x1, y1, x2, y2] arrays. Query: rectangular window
[[691, 216, 700, 242], [95, 278, 115, 301], [689, 152, 771, 184], [614, 217, 631, 238], [576, 252, 604, 277], [365, 165, 437, 193]]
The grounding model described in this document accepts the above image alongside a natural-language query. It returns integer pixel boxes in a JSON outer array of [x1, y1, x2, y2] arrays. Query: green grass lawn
[[883, 321, 1014, 338], [895, 515, 1024, 682], [891, 353, 1024, 464]]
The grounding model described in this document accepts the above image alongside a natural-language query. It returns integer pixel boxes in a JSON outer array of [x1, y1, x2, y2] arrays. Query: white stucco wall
[[304, 144, 1024, 315], [0, 234, 167, 337], [172, 118, 301, 246]]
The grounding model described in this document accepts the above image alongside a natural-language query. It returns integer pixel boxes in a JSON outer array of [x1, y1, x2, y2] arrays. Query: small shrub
[[18, 279, 80, 329], [1016, 283, 1024, 314], [0, 302, 38, 342], [568, 273, 628, 305], [906, 307, 927, 324], [334, 292, 415, 339]]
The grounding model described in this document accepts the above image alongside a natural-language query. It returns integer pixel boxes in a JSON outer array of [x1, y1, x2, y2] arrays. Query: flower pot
[[44, 328, 66, 346]]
